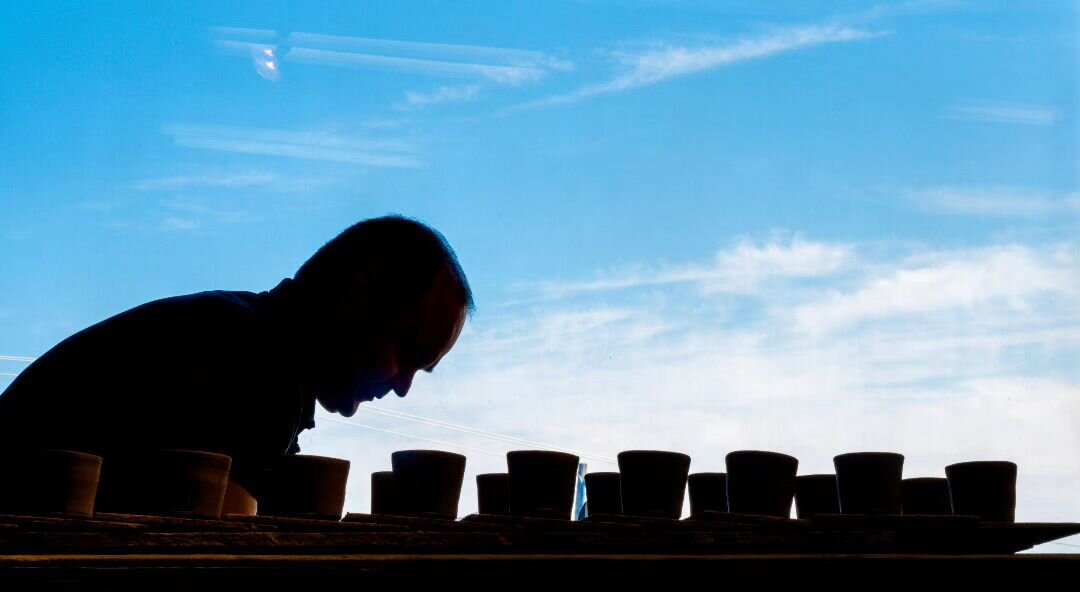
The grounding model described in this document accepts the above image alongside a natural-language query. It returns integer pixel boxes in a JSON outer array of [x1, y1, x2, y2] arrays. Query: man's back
[[0, 281, 314, 492]]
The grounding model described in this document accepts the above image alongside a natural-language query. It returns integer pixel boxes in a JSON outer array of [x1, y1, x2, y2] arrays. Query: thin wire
[[356, 405, 618, 464], [0, 355, 35, 363], [0, 373, 17, 377], [1049, 541, 1080, 549], [320, 416, 505, 458]]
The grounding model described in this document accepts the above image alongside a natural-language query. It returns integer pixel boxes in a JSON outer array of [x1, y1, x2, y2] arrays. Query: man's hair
[[294, 215, 474, 315]]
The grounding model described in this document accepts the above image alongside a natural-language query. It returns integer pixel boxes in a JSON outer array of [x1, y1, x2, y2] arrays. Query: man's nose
[[391, 371, 416, 398]]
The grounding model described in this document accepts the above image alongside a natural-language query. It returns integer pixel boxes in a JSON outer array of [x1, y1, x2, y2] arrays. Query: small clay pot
[[476, 473, 510, 515], [370, 471, 397, 515], [834, 452, 904, 515], [618, 450, 691, 519], [725, 450, 798, 518], [902, 477, 952, 515], [391, 450, 466, 519], [584, 472, 622, 517], [946, 461, 1017, 522], [107, 449, 232, 518], [222, 479, 258, 517], [687, 472, 727, 516], [269, 455, 351, 520], [794, 474, 839, 519], [0, 449, 103, 518], [506, 450, 579, 519]]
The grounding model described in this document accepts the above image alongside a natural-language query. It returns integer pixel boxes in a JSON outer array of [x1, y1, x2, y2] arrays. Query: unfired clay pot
[[584, 472, 622, 517], [834, 452, 904, 515], [725, 450, 798, 518], [476, 473, 510, 515], [391, 450, 466, 519], [902, 477, 951, 515], [618, 450, 691, 519], [945, 461, 1017, 522], [506, 450, 579, 519], [0, 449, 103, 518], [794, 474, 839, 519], [371, 471, 397, 515], [688, 472, 727, 516], [269, 454, 351, 520]]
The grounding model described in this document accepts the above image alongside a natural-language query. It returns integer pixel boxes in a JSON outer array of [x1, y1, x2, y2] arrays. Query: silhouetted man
[[0, 216, 472, 510]]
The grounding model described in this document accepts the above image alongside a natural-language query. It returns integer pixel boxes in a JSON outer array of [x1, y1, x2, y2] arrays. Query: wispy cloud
[[534, 235, 854, 298], [944, 102, 1061, 126], [521, 24, 885, 108], [909, 186, 1080, 218], [132, 171, 279, 191], [792, 244, 1079, 335], [210, 28, 571, 87], [161, 123, 422, 167], [404, 84, 482, 107], [160, 217, 198, 232]]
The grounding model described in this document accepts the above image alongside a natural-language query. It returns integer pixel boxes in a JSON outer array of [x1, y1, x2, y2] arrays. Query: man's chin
[[339, 399, 362, 417], [316, 397, 360, 417]]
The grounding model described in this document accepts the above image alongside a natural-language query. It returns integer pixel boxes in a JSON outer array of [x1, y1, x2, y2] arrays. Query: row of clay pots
[[0, 449, 352, 520], [584, 451, 1017, 522], [374, 449, 1017, 522]]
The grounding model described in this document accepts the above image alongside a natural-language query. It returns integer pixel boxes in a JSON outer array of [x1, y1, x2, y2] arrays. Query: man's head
[[293, 216, 473, 417]]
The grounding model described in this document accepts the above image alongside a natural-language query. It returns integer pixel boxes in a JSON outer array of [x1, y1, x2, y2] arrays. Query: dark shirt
[[0, 278, 317, 494]]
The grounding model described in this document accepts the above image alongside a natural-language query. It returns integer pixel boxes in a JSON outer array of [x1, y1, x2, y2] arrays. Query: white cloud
[[524, 24, 885, 107], [161, 123, 422, 168], [132, 171, 279, 191], [944, 102, 1060, 126], [908, 186, 1080, 218], [534, 235, 854, 298], [405, 84, 482, 106], [160, 217, 198, 231], [276, 32, 570, 86], [792, 244, 1079, 335]]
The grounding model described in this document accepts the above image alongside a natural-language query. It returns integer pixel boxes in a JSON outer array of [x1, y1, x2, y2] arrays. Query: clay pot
[[222, 480, 258, 516], [391, 450, 466, 519], [833, 452, 904, 515], [584, 472, 622, 517], [269, 455, 350, 520], [902, 477, 952, 515], [0, 449, 103, 518], [687, 472, 727, 516], [945, 461, 1017, 522], [101, 449, 232, 518], [370, 471, 397, 515], [725, 450, 798, 518], [794, 474, 839, 519], [476, 473, 510, 515], [618, 450, 691, 519], [506, 450, 579, 519]]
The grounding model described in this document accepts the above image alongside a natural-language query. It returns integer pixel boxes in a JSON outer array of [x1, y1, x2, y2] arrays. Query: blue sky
[[1, 1, 1078, 548]]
